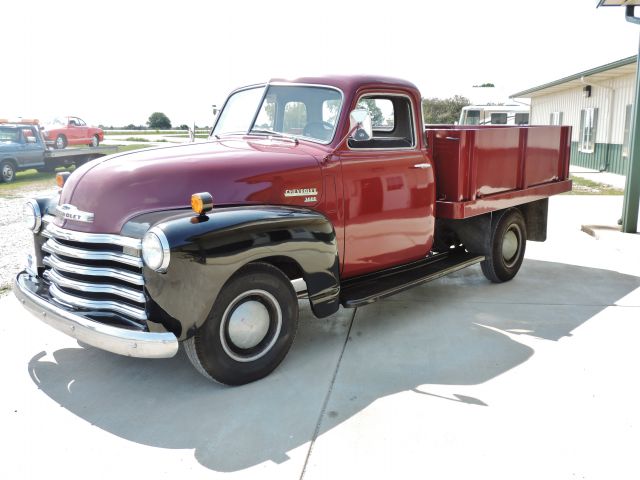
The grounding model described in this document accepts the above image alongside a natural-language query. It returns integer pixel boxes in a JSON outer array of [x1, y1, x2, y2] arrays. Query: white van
[[459, 105, 530, 126]]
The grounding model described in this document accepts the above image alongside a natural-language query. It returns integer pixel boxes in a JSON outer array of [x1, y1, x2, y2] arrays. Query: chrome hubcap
[[56, 137, 64, 148], [220, 289, 282, 362], [2, 164, 13, 180], [502, 228, 520, 266], [228, 300, 270, 349]]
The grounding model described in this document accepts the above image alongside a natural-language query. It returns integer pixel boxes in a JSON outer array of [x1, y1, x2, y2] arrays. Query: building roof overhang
[[511, 56, 637, 98]]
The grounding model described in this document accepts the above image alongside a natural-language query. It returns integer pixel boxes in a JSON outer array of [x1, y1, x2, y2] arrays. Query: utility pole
[[622, 6, 640, 232], [598, 1, 640, 233]]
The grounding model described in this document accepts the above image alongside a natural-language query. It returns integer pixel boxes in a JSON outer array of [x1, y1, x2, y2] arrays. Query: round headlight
[[142, 227, 170, 272], [23, 200, 41, 232]]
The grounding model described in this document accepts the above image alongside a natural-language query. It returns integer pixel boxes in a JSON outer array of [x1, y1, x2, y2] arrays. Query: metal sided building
[[511, 56, 637, 175]]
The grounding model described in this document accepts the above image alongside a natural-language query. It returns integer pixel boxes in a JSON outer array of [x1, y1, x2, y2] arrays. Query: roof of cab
[[268, 75, 419, 93]]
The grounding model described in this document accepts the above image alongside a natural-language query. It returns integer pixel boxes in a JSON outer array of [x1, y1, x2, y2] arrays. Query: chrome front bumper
[[13, 272, 179, 359]]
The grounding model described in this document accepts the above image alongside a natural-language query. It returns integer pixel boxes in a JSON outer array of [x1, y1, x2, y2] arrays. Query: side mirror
[[349, 109, 373, 141]]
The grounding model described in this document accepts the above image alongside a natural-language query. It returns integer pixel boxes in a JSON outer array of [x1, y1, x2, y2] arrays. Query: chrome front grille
[[41, 223, 147, 323]]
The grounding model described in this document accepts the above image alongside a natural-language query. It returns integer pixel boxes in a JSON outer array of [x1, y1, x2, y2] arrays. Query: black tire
[[90, 135, 99, 147], [1, 160, 16, 183], [185, 262, 299, 385], [55, 135, 67, 149], [480, 209, 526, 283]]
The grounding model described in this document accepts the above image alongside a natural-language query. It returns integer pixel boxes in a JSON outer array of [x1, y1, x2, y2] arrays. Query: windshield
[[213, 84, 343, 144], [46, 117, 67, 126], [461, 109, 480, 125]]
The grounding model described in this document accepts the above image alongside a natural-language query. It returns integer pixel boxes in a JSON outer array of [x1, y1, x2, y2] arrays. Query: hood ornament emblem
[[56, 204, 95, 223]]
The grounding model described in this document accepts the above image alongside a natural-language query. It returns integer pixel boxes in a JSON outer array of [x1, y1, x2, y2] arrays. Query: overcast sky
[[3, 0, 639, 127]]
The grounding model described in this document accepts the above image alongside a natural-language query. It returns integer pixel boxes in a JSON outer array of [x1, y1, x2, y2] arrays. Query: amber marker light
[[56, 172, 71, 188], [191, 192, 214, 215]]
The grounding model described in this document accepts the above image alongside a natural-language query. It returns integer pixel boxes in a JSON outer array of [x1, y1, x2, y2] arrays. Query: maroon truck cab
[[14, 75, 571, 385]]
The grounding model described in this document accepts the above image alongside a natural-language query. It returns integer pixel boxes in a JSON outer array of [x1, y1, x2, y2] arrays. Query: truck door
[[339, 93, 435, 278], [67, 117, 83, 143], [19, 127, 44, 167], [75, 117, 90, 142]]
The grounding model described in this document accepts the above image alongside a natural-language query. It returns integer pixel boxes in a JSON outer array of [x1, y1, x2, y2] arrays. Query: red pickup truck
[[14, 75, 571, 385]]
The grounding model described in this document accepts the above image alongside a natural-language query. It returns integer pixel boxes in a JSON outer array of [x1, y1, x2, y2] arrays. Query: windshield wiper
[[249, 128, 299, 144]]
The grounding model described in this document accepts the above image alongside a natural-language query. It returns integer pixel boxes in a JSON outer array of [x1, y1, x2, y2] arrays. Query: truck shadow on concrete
[[27, 259, 640, 472]]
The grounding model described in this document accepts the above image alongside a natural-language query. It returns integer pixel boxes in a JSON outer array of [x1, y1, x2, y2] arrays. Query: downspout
[[580, 76, 615, 171]]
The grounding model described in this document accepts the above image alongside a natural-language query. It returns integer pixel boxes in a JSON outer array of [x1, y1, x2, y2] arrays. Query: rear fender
[[435, 199, 548, 254], [124, 206, 340, 340]]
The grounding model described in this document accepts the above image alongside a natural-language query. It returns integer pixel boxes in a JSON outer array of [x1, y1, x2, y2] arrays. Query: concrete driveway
[[2, 196, 640, 479]]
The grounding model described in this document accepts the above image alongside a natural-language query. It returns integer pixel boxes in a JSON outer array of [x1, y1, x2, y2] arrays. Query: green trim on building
[[570, 142, 628, 175]]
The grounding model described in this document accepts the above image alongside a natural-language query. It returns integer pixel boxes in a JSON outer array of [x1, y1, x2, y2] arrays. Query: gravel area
[[0, 186, 58, 297]]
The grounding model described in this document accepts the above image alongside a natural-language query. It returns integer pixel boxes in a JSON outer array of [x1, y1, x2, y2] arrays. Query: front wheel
[[90, 135, 99, 147], [1, 160, 16, 183], [481, 209, 526, 283], [185, 262, 299, 385]]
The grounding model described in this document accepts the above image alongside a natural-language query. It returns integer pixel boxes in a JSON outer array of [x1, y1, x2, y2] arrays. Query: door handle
[[412, 163, 432, 169]]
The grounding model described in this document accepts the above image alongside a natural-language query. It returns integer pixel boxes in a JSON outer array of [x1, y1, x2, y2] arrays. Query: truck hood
[[55, 138, 327, 234]]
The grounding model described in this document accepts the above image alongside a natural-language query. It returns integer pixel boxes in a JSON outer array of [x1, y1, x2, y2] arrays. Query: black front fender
[[123, 206, 340, 340]]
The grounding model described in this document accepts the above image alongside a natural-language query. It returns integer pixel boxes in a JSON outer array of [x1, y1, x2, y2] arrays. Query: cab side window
[[21, 128, 36, 143], [349, 95, 415, 149]]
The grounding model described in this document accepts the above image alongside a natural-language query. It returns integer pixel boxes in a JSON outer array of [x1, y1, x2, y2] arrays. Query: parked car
[[42, 117, 104, 149]]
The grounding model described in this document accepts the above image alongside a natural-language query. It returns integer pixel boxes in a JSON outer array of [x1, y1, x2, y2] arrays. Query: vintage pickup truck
[[0, 121, 115, 182], [14, 75, 572, 385]]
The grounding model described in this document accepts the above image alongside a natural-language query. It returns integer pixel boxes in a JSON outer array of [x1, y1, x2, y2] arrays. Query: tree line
[[422, 95, 471, 125], [100, 112, 210, 131]]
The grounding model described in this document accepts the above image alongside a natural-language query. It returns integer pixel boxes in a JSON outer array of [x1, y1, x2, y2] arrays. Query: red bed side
[[428, 125, 572, 219]]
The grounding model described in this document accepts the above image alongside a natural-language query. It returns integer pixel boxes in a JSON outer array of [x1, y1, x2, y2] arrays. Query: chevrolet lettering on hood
[[56, 204, 95, 223]]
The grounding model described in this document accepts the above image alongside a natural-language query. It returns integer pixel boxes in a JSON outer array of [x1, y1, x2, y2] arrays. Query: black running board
[[339, 250, 484, 308]]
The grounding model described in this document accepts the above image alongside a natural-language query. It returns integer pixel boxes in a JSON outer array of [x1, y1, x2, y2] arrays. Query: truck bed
[[427, 125, 572, 219]]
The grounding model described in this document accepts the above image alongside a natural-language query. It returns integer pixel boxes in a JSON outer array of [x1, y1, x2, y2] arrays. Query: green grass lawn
[[567, 174, 624, 195], [116, 144, 154, 152], [171, 134, 210, 139], [104, 130, 209, 136], [0, 170, 61, 197]]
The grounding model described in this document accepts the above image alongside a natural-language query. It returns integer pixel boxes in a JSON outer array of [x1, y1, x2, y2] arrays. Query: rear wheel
[[1, 160, 16, 183], [185, 262, 299, 385], [481, 209, 526, 283], [55, 135, 67, 149]]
